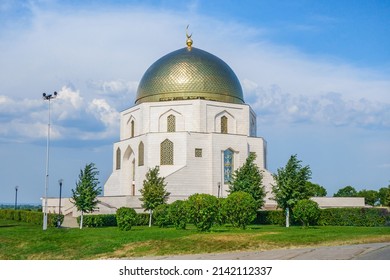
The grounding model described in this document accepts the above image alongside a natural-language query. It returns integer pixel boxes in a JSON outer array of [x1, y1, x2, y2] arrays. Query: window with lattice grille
[[160, 139, 174, 165], [167, 114, 176, 132], [116, 148, 121, 170], [195, 148, 202, 158], [138, 142, 144, 166], [221, 116, 228, 134]]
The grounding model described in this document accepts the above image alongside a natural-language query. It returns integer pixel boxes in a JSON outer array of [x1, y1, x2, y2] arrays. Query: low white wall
[[311, 197, 365, 208]]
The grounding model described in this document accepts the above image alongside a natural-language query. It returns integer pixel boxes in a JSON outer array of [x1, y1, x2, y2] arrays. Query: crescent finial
[[186, 25, 193, 50], [186, 25, 192, 38]]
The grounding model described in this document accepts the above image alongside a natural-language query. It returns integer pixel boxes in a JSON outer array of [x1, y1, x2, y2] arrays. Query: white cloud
[[0, 2, 388, 146], [88, 98, 120, 129], [248, 85, 390, 129]]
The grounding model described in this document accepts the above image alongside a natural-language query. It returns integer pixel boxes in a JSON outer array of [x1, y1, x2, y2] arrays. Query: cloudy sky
[[0, 0, 389, 204]]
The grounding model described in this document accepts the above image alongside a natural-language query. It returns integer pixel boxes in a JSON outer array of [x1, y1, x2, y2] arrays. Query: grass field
[[1, 220, 389, 260]]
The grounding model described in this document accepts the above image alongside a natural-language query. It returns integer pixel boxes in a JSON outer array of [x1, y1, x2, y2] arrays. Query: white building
[[103, 36, 276, 208]]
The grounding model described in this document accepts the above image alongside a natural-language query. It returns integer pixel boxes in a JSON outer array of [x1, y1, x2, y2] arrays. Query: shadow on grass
[[0, 224, 19, 228]]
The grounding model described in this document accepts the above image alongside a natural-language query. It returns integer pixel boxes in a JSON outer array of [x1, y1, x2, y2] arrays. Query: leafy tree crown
[[228, 152, 266, 208], [139, 166, 170, 211], [71, 163, 102, 213], [272, 154, 312, 210]]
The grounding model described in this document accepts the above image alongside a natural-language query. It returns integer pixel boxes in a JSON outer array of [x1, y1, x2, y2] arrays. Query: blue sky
[[0, 0, 389, 204]]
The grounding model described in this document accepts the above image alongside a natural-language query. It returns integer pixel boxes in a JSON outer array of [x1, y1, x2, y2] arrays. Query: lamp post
[[57, 179, 63, 228], [42, 91, 57, 230], [14, 186, 19, 210], [217, 182, 221, 198]]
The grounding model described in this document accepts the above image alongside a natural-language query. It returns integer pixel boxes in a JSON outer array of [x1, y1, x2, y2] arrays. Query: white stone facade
[[103, 99, 276, 206]]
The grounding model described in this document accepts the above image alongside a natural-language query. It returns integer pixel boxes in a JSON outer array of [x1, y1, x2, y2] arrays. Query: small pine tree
[[71, 163, 102, 229], [228, 152, 266, 209], [139, 166, 170, 227]]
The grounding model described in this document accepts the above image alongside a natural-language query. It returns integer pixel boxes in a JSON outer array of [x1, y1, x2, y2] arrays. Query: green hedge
[[0, 209, 63, 227], [256, 208, 390, 227], [73, 213, 153, 228], [136, 213, 150, 226], [76, 214, 117, 227], [318, 208, 390, 227], [255, 210, 286, 226]]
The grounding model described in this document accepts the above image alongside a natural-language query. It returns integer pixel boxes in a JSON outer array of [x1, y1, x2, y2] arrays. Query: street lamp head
[[42, 91, 58, 100], [58, 179, 63, 186], [15, 185, 19, 191]]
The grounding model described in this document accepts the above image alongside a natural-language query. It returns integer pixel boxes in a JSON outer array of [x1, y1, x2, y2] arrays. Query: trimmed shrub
[[223, 191, 257, 229], [136, 213, 150, 226], [187, 194, 219, 231], [76, 214, 116, 227], [169, 200, 188, 230], [215, 198, 226, 226], [154, 204, 171, 228], [116, 207, 137, 231], [293, 199, 320, 227], [0, 209, 62, 227], [255, 210, 285, 225], [318, 208, 390, 227]]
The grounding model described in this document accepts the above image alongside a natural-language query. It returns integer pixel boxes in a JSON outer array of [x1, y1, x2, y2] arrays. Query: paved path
[[131, 242, 390, 260]]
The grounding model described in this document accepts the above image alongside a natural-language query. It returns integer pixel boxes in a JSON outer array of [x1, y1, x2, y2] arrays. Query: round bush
[[116, 207, 137, 231], [293, 199, 320, 227], [187, 194, 218, 231], [223, 191, 257, 229], [154, 204, 171, 228], [168, 200, 188, 230]]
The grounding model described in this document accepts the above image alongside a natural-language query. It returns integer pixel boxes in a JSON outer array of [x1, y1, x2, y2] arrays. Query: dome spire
[[186, 25, 193, 50]]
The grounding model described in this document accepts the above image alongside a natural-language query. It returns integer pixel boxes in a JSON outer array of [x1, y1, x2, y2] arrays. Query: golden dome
[[135, 47, 244, 104]]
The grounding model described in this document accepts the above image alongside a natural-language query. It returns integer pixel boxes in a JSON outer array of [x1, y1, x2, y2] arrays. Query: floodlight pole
[[42, 91, 57, 230]]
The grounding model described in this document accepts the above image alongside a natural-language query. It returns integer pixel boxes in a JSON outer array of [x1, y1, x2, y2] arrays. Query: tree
[[357, 189, 379, 206], [228, 152, 266, 209], [378, 186, 390, 206], [272, 154, 312, 227], [71, 163, 102, 229], [139, 166, 170, 227], [222, 191, 257, 229], [386, 186, 390, 207], [333, 186, 357, 197], [306, 181, 327, 197], [293, 199, 320, 227]]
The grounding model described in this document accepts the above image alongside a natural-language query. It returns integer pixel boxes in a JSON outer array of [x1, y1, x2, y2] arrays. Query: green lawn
[[1, 220, 389, 259]]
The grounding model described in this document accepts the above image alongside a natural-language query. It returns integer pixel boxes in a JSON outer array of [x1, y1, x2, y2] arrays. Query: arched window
[[223, 149, 234, 183], [116, 147, 121, 170], [138, 141, 144, 166], [167, 114, 176, 132], [221, 116, 228, 134], [160, 139, 174, 165], [131, 120, 135, 138]]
